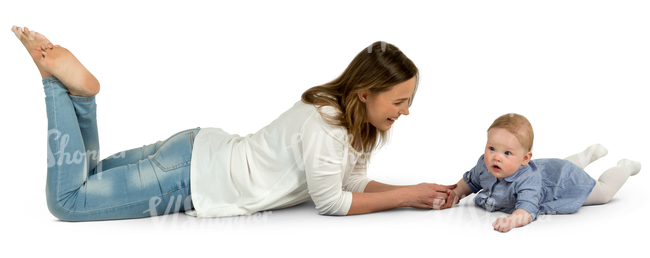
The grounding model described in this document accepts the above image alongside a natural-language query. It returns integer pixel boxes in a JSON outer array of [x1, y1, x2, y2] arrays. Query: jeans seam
[[70, 98, 95, 102], [69, 95, 95, 102], [48, 80, 65, 216], [165, 182, 189, 195], [151, 130, 194, 172], [189, 131, 195, 150]]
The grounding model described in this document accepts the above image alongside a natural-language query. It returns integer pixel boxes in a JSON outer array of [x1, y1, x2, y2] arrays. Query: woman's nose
[[400, 105, 410, 116]]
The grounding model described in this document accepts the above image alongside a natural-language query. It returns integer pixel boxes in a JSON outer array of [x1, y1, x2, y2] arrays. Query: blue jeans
[[44, 77, 199, 221]]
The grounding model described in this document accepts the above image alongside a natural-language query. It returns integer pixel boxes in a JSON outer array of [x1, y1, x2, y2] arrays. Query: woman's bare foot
[[12, 26, 53, 79], [33, 44, 100, 97], [13, 25, 100, 97]]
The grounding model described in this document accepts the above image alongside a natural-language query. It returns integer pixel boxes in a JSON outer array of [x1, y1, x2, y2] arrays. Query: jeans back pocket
[[151, 129, 197, 171]]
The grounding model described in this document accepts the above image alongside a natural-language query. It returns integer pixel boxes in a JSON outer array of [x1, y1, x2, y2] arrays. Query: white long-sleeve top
[[186, 101, 372, 218]]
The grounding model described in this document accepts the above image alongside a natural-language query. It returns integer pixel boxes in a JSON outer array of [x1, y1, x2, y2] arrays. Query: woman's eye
[[394, 101, 403, 106]]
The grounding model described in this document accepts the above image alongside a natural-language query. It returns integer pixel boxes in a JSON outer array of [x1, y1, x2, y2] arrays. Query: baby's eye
[[505, 151, 512, 155], [489, 147, 495, 151]]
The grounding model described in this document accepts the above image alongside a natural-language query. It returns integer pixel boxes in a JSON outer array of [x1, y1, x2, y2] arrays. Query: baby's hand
[[440, 189, 460, 209], [492, 217, 514, 233]]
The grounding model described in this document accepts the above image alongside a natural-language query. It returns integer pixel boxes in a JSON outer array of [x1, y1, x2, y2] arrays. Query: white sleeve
[[300, 111, 353, 216], [343, 159, 372, 193]]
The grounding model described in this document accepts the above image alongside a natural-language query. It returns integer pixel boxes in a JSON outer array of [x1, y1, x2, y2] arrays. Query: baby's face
[[484, 128, 532, 179]]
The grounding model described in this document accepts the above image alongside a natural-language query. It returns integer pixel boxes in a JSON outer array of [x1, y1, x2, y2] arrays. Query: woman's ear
[[358, 90, 370, 103]]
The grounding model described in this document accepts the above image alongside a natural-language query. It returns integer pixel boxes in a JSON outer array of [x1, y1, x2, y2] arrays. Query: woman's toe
[[11, 25, 21, 39], [30, 49, 42, 61]]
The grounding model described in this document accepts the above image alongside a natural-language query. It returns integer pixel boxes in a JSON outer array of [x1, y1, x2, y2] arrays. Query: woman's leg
[[16, 26, 198, 221], [583, 159, 641, 205], [43, 71, 199, 222], [563, 143, 609, 169]]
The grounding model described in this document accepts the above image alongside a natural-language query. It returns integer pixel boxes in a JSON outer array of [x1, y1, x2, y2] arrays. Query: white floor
[[2, 1, 648, 257], [12, 184, 647, 256]]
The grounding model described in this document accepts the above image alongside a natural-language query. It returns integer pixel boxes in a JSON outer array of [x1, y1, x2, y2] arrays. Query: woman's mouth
[[387, 117, 397, 125]]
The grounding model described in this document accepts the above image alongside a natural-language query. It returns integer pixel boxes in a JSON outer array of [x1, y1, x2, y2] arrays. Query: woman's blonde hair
[[301, 41, 419, 156], [487, 113, 534, 152]]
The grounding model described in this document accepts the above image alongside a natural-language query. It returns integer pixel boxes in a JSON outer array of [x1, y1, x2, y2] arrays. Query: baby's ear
[[522, 152, 533, 166]]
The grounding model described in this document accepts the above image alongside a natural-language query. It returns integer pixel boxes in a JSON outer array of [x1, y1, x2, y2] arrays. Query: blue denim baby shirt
[[463, 155, 596, 221]]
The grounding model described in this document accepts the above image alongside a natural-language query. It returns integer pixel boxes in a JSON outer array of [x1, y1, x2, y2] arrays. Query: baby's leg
[[564, 143, 609, 169], [583, 159, 641, 206]]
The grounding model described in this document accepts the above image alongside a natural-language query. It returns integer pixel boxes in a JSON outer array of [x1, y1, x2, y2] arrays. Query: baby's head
[[484, 113, 534, 179]]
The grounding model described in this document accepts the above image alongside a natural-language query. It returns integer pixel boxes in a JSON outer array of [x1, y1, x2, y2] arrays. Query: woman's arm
[[362, 180, 412, 193], [347, 183, 456, 215]]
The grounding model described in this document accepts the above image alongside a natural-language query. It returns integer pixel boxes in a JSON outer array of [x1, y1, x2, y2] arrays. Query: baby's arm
[[493, 173, 540, 233], [492, 209, 533, 233], [441, 179, 472, 209]]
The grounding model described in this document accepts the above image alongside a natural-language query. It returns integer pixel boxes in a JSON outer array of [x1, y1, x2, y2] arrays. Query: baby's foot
[[617, 159, 641, 176], [12, 26, 54, 78], [572, 143, 608, 168], [587, 143, 609, 161], [34, 45, 100, 97], [581, 143, 608, 164]]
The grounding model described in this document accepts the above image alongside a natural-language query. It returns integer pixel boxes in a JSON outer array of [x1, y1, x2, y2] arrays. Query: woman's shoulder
[[289, 101, 347, 139], [275, 101, 341, 129], [273, 101, 318, 121], [291, 101, 341, 117]]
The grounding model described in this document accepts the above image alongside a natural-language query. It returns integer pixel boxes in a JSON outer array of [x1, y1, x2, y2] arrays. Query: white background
[[1, 0, 648, 256]]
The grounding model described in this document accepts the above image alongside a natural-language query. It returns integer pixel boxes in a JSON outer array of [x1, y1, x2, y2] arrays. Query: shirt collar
[[503, 164, 531, 182]]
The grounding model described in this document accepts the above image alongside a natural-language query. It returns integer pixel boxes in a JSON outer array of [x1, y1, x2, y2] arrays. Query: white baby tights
[[563, 144, 641, 206]]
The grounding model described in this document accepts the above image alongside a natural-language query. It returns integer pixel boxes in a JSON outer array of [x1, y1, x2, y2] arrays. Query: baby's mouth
[[492, 164, 502, 171]]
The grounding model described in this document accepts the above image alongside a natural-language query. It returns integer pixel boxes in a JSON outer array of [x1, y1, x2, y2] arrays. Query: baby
[[443, 113, 642, 232]]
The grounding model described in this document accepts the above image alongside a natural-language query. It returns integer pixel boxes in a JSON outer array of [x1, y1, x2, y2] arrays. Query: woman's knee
[[46, 194, 79, 221]]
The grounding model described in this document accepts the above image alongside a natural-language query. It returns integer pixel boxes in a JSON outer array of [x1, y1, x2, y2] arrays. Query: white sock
[[617, 159, 642, 176], [583, 159, 641, 206], [564, 143, 609, 169]]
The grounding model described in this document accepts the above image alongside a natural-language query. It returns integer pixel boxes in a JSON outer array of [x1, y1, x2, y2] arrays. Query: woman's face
[[360, 76, 417, 131]]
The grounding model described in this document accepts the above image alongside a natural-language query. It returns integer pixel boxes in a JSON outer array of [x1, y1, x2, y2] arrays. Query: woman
[[13, 25, 455, 221]]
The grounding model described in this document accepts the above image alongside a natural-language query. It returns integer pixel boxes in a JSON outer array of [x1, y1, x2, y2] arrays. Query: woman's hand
[[348, 182, 455, 215], [404, 183, 456, 209], [439, 179, 472, 209], [440, 189, 460, 209]]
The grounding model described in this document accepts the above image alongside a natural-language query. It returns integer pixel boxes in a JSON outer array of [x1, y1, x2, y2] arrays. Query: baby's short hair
[[487, 113, 534, 152]]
